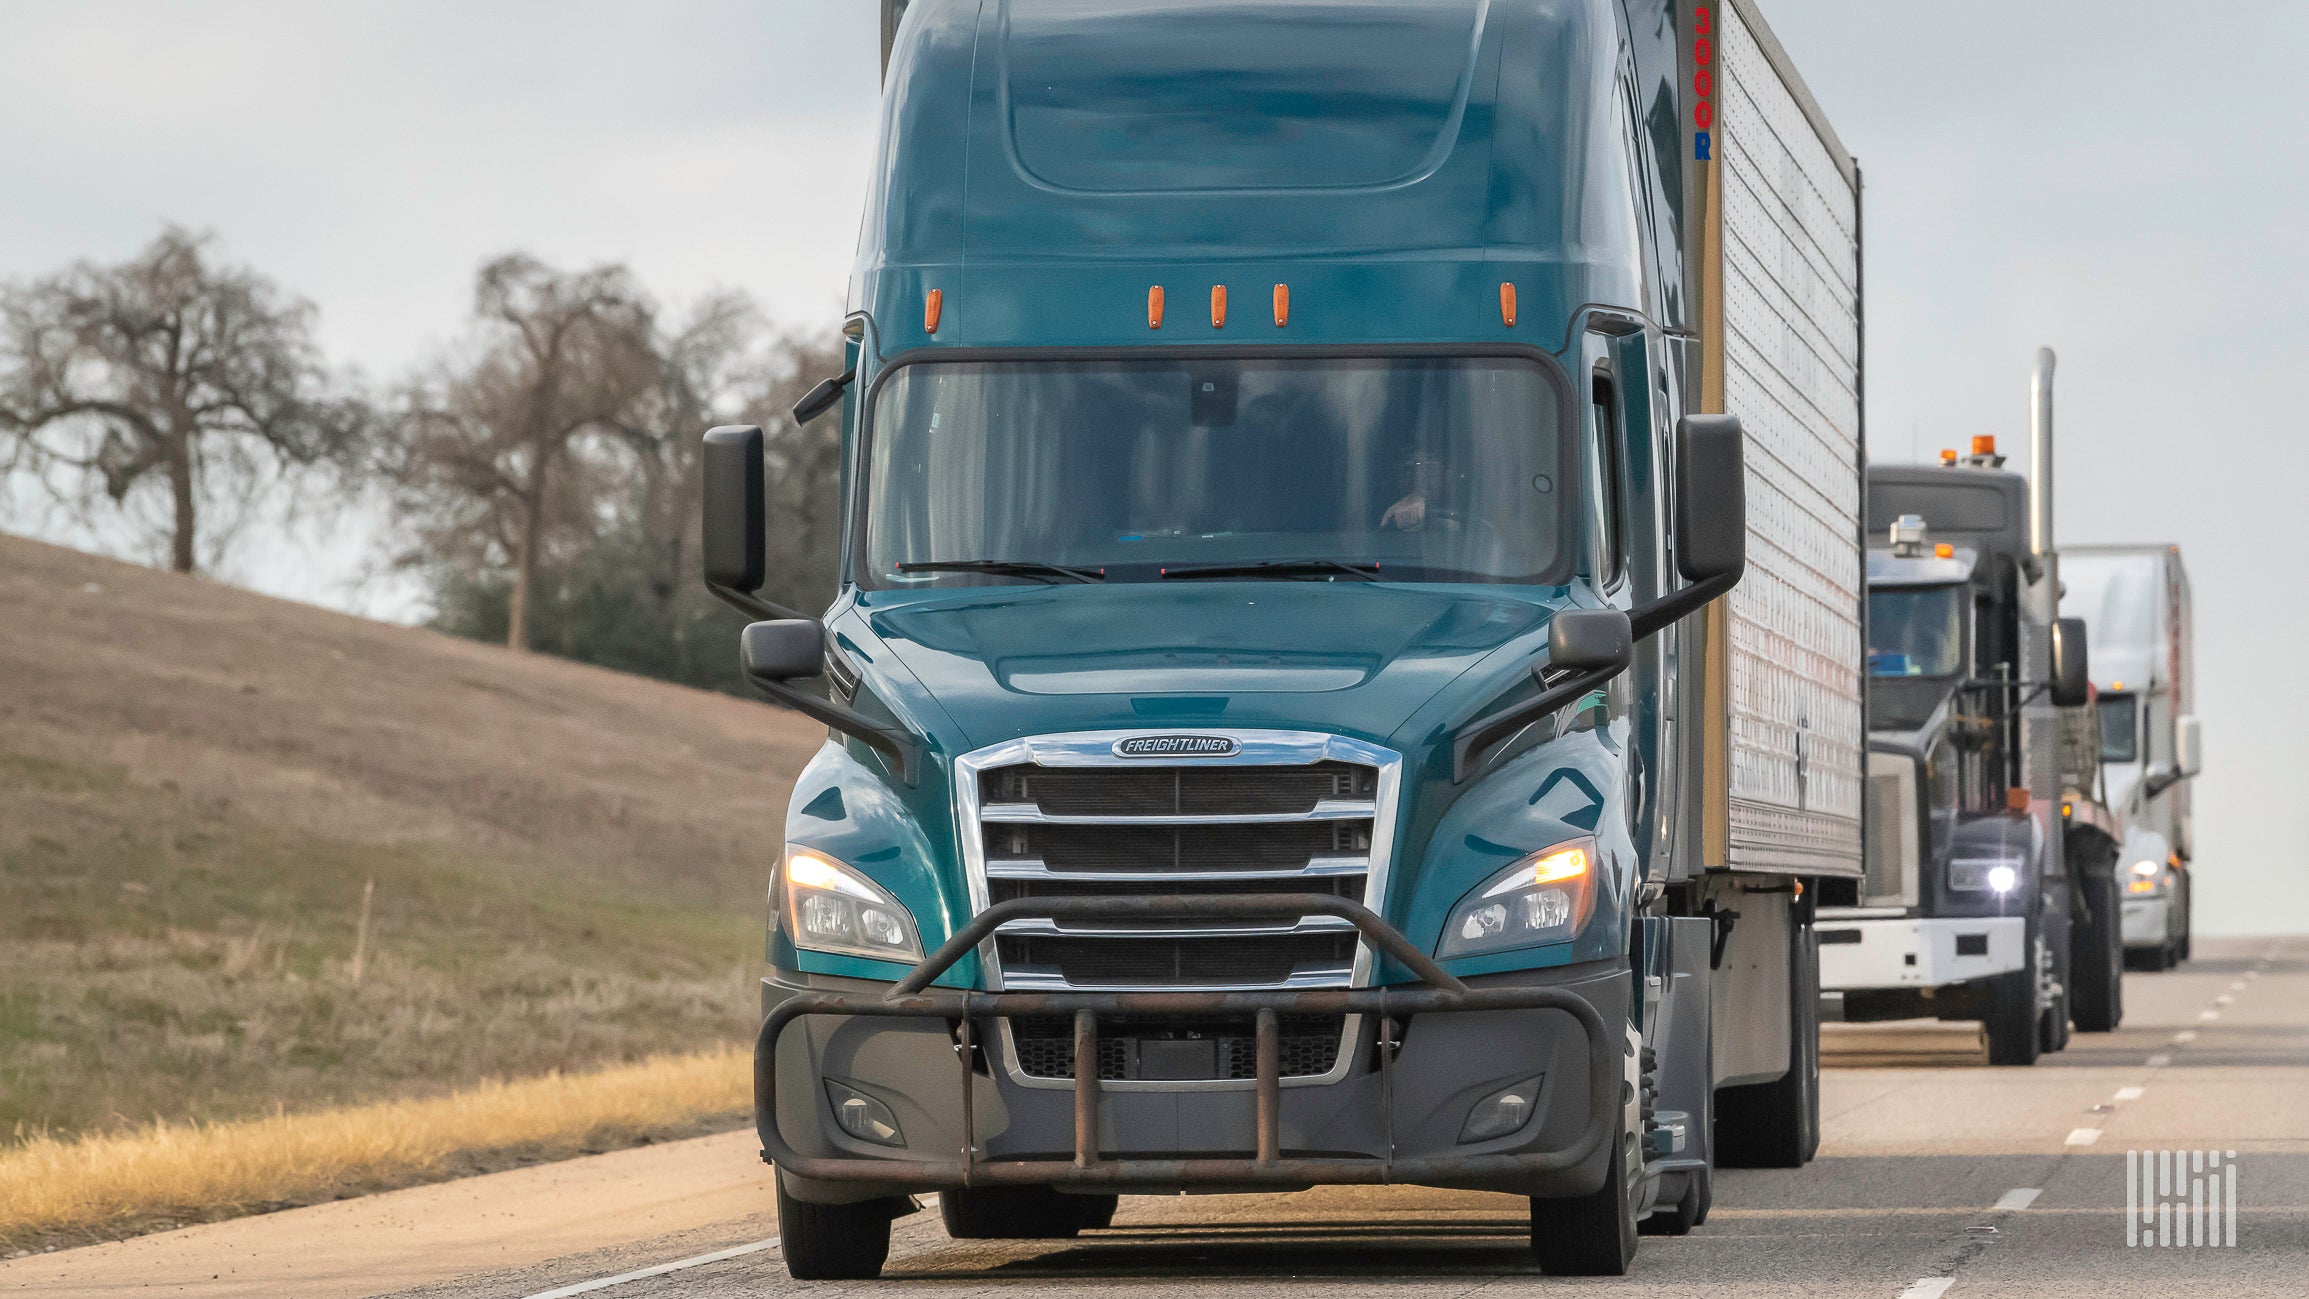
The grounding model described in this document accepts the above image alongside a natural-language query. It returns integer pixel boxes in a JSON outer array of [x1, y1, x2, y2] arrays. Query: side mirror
[[1674, 415, 1747, 584], [2050, 616, 2091, 708], [2176, 714, 2203, 777], [790, 370, 854, 426], [742, 619, 826, 683], [1546, 608, 1633, 674], [702, 425, 766, 593]]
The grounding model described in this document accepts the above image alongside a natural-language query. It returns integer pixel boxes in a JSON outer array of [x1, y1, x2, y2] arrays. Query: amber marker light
[[786, 851, 843, 891], [1272, 283, 1289, 327], [1529, 843, 1588, 886], [1147, 285, 1165, 329], [2006, 787, 2031, 813], [923, 288, 943, 335], [1210, 284, 1227, 328], [1499, 282, 1518, 327]]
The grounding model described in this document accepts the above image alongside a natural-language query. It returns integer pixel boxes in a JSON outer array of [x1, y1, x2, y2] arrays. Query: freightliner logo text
[[1112, 735, 1240, 759]]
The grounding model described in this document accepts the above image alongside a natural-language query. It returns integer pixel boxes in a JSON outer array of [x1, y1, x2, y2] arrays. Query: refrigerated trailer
[[2064, 545, 2201, 967], [705, 0, 1866, 1278], [1821, 352, 2125, 1063]]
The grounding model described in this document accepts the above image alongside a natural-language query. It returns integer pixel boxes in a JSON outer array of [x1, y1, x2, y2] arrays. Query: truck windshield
[[2098, 693, 2139, 763], [860, 355, 1573, 588], [1868, 586, 1964, 678]]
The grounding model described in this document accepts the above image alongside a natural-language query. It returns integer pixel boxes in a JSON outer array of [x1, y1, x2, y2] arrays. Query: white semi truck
[[2063, 545, 2200, 968]]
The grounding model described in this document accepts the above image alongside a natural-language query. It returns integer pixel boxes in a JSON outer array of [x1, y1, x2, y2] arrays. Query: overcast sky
[[3, 1, 2303, 934]]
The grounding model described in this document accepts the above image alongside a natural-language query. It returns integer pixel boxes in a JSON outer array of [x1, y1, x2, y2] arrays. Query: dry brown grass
[[0, 532, 820, 1142], [0, 1045, 751, 1253]]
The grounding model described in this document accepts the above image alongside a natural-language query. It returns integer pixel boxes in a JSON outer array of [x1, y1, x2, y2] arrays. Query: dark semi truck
[[1820, 350, 2124, 1063]]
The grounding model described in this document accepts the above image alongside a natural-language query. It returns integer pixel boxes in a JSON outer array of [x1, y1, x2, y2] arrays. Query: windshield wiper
[[1160, 559, 1380, 582], [895, 559, 1105, 584]]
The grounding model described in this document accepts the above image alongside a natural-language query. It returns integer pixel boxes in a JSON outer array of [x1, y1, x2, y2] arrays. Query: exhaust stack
[[2030, 347, 2057, 608]]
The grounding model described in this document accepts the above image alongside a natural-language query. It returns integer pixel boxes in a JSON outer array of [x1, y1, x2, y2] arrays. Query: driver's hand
[[1382, 493, 1427, 530]]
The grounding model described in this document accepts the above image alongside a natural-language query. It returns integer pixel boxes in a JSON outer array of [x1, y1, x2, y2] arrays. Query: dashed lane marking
[[1898, 1277, 1957, 1299], [2065, 1128, 2102, 1147], [1993, 1187, 2042, 1211], [520, 1238, 779, 1299], [2115, 1086, 2144, 1101], [2147, 1054, 2171, 1067]]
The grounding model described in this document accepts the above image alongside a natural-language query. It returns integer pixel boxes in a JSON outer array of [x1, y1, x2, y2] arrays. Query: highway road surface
[[10, 936, 2302, 1299]]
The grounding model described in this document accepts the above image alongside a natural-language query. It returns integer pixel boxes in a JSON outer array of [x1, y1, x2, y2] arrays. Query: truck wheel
[[2040, 988, 2071, 1055], [940, 1186, 1116, 1239], [1715, 917, 1819, 1168], [2175, 876, 2193, 962], [1639, 1168, 1707, 1237], [1984, 965, 2041, 1066], [2070, 873, 2124, 1032], [776, 1180, 895, 1280], [1529, 1122, 1639, 1275]]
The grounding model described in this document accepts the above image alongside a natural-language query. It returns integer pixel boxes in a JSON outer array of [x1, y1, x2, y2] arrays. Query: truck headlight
[[2127, 860, 2164, 895], [780, 847, 924, 963], [1949, 855, 2022, 894], [1438, 839, 1596, 959]]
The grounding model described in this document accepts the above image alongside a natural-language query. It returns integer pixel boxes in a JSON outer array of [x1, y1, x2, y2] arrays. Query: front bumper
[[2122, 895, 2171, 948], [757, 894, 1625, 1201], [1817, 914, 2026, 989]]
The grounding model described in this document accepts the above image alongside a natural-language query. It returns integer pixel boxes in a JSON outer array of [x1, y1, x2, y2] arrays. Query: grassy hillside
[[0, 534, 825, 1141]]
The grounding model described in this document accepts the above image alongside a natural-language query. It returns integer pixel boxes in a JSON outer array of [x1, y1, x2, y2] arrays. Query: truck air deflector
[[753, 894, 1618, 1188]]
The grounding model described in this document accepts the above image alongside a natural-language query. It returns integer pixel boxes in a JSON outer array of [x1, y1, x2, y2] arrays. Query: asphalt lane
[[388, 935, 2302, 1297]]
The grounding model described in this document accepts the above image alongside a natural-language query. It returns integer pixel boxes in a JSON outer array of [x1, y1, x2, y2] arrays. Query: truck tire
[[776, 1180, 895, 1280], [1639, 1168, 1707, 1236], [2070, 872, 2124, 1032], [1714, 916, 1819, 1168], [940, 1186, 1117, 1239], [2175, 873, 2193, 962], [1530, 1119, 1638, 1275], [1984, 963, 2042, 1066]]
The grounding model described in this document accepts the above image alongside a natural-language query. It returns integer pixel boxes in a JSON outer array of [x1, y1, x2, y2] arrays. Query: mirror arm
[[745, 671, 922, 786], [1628, 569, 1739, 642], [2138, 767, 2186, 800], [1451, 662, 1629, 784], [706, 579, 809, 624], [1451, 570, 1740, 784]]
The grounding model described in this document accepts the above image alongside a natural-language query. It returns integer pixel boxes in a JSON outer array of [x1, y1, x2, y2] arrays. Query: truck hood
[[841, 582, 1561, 755]]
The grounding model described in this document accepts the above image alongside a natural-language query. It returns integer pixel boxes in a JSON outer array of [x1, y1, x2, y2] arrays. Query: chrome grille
[[958, 731, 1399, 997], [980, 762, 1376, 817]]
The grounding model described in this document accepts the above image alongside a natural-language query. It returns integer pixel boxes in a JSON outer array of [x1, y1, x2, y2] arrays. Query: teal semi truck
[[705, 0, 1866, 1278], [1821, 352, 2123, 1063]]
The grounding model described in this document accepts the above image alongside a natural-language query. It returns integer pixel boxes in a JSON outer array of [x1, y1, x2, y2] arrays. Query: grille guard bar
[[755, 894, 1620, 1188]]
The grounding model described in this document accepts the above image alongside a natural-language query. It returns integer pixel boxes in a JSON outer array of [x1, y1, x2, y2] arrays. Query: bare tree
[[754, 334, 850, 614], [604, 292, 762, 616], [0, 228, 362, 573], [387, 255, 654, 650]]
